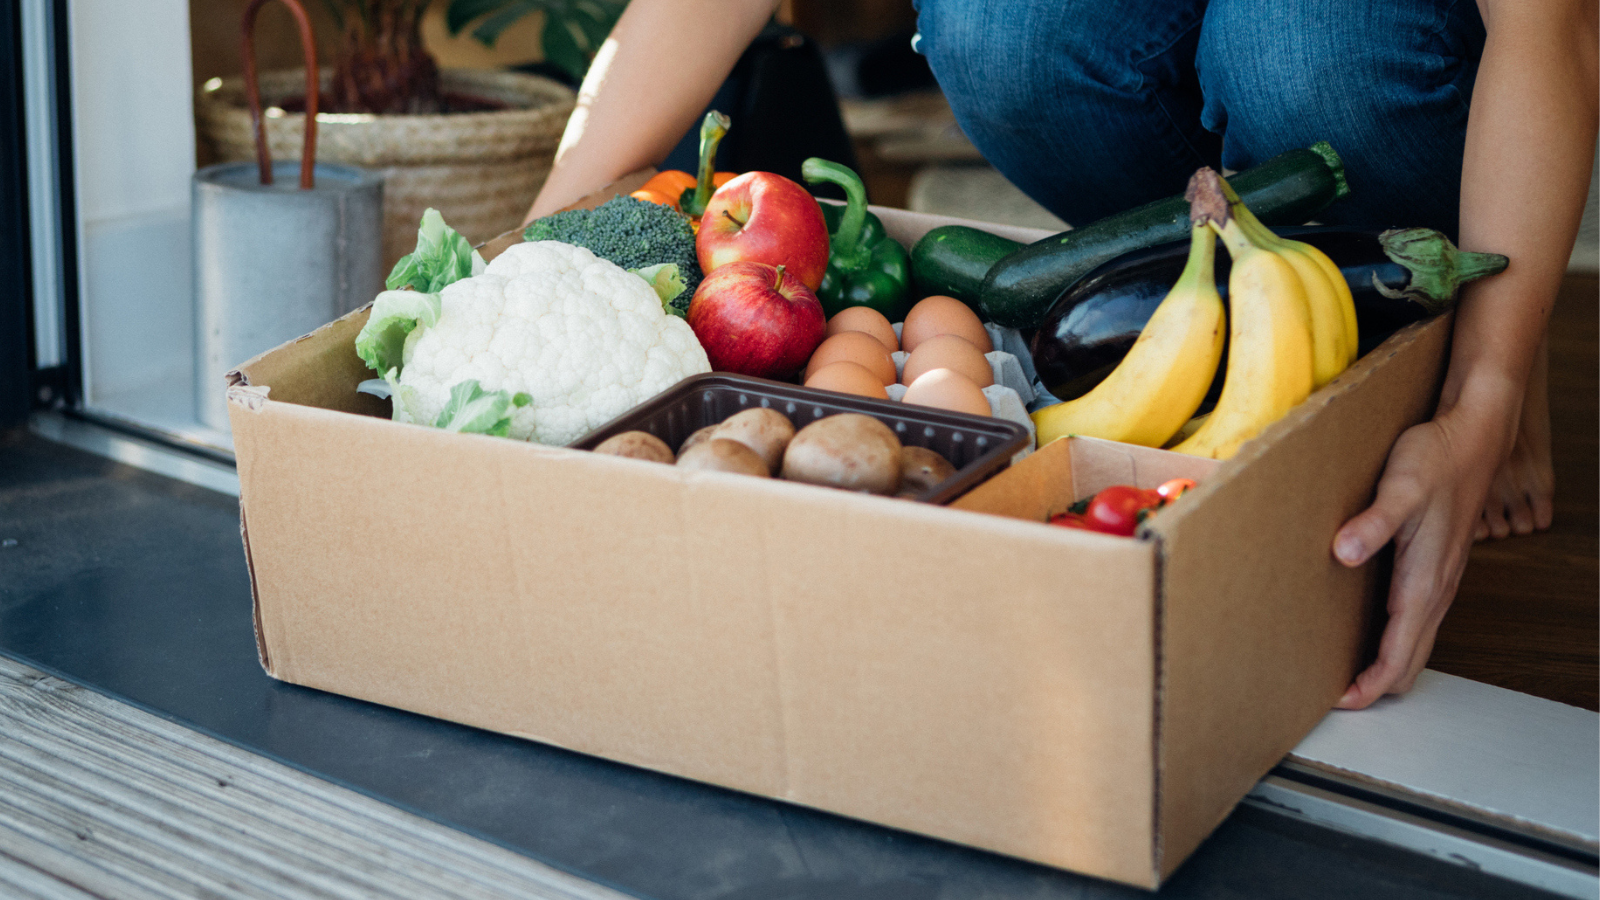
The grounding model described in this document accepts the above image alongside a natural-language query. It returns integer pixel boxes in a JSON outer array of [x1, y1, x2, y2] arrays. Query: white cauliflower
[[366, 239, 709, 446]]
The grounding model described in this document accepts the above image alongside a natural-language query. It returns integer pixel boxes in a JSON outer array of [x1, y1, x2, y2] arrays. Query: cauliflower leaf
[[433, 380, 533, 437], [631, 263, 688, 317], [385, 208, 485, 294], [355, 289, 442, 377]]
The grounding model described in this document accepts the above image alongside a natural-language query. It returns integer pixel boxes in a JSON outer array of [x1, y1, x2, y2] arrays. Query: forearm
[[524, 0, 780, 222], [1442, 0, 1598, 427]]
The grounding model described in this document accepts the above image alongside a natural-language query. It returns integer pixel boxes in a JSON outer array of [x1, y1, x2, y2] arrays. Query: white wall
[[70, 0, 195, 221], [69, 0, 198, 421]]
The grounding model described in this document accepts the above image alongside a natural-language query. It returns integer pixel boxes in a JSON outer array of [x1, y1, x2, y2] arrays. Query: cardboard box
[[225, 184, 1451, 888]]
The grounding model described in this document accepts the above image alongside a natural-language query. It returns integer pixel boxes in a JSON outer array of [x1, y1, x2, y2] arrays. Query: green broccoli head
[[523, 195, 703, 312]]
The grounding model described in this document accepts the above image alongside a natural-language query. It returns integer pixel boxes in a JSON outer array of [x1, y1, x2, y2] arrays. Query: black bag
[[659, 21, 858, 201]]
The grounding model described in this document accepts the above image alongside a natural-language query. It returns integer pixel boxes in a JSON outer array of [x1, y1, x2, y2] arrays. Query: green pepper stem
[[682, 111, 731, 218], [801, 157, 870, 270]]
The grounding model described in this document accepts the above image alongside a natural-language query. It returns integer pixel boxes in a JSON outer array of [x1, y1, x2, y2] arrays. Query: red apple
[[687, 261, 827, 380], [697, 172, 830, 291]]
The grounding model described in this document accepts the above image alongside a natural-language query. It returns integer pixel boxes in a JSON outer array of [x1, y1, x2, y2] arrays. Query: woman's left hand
[[1329, 381, 1518, 709]]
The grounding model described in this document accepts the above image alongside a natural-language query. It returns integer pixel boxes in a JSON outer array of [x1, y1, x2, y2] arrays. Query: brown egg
[[825, 306, 899, 352], [901, 333, 993, 388], [900, 295, 992, 354], [804, 361, 891, 399], [803, 330, 897, 385], [901, 368, 992, 417]]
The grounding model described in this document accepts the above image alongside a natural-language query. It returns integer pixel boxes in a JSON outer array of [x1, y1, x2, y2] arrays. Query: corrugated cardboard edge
[[225, 372, 274, 676], [481, 173, 1053, 266], [1143, 312, 1454, 880], [952, 436, 1218, 888]]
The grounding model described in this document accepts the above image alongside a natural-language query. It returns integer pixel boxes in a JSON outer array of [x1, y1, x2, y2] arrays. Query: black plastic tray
[[569, 373, 1032, 505]]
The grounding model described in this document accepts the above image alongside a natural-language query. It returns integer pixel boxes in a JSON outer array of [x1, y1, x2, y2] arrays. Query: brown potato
[[593, 430, 675, 464], [780, 413, 902, 495], [712, 407, 795, 475], [676, 438, 771, 477], [897, 445, 958, 497], [677, 424, 720, 457]]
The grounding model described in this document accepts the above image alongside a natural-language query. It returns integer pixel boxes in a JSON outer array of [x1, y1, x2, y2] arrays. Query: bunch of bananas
[[1031, 168, 1358, 459]]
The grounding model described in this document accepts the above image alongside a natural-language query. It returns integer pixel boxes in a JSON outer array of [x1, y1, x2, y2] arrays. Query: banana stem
[[1188, 168, 1261, 256], [1214, 171, 1290, 248], [1213, 216, 1260, 257], [1175, 222, 1217, 291]]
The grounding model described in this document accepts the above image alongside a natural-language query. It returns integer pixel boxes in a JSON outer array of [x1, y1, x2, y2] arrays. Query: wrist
[[1437, 368, 1525, 464]]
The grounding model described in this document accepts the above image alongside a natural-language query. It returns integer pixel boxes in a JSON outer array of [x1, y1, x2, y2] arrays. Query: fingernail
[[1335, 534, 1363, 565], [1339, 687, 1358, 705]]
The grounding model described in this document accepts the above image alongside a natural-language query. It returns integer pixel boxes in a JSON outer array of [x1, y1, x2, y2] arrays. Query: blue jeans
[[913, 0, 1485, 239]]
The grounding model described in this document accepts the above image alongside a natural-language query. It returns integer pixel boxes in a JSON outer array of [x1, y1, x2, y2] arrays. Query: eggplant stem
[[1378, 227, 1510, 314]]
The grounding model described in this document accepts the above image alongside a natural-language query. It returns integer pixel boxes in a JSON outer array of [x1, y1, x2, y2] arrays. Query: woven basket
[[197, 68, 575, 268]]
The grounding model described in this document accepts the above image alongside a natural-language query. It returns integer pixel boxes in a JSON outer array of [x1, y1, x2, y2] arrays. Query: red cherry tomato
[[1083, 485, 1161, 536], [1157, 477, 1197, 503]]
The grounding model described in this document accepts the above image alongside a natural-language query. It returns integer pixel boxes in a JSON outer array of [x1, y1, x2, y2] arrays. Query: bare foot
[[1475, 337, 1554, 541]]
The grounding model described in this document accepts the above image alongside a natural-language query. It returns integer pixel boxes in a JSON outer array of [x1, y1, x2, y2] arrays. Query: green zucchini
[[910, 225, 1024, 308], [978, 142, 1350, 329]]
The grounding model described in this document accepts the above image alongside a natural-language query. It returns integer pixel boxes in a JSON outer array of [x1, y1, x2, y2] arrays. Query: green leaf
[[445, 0, 509, 34], [355, 289, 442, 375], [470, 0, 541, 48], [568, 1, 620, 51], [385, 208, 483, 294], [433, 379, 532, 436], [541, 14, 589, 83], [631, 263, 686, 312]]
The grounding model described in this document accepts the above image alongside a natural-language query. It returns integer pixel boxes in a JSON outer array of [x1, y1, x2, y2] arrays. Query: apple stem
[[772, 265, 786, 291], [722, 209, 746, 229]]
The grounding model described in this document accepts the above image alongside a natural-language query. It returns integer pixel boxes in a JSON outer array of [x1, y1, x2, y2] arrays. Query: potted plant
[[195, 0, 600, 267], [444, 0, 628, 88]]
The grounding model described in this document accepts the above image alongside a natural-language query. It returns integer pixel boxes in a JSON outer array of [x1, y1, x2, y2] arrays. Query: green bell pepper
[[801, 158, 913, 322]]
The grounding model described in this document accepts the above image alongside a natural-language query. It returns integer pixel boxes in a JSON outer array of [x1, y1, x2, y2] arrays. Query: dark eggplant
[[1027, 226, 1507, 401]]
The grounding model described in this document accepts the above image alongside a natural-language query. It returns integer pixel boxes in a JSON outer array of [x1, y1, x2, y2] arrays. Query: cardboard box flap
[[239, 508, 271, 674], [481, 172, 1055, 268], [230, 306, 385, 417], [1144, 315, 1453, 876]]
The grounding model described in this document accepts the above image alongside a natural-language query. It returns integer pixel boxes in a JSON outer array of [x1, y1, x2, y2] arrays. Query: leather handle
[[240, 0, 319, 189]]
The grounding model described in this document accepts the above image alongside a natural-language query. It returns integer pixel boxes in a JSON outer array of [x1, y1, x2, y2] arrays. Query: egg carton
[[888, 321, 1039, 455]]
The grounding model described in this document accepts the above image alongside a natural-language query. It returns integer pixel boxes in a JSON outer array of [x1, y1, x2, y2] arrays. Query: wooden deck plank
[[1431, 273, 1600, 711], [0, 655, 637, 900]]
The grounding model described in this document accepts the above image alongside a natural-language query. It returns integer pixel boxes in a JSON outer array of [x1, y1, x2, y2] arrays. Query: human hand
[[1329, 393, 1516, 709]]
